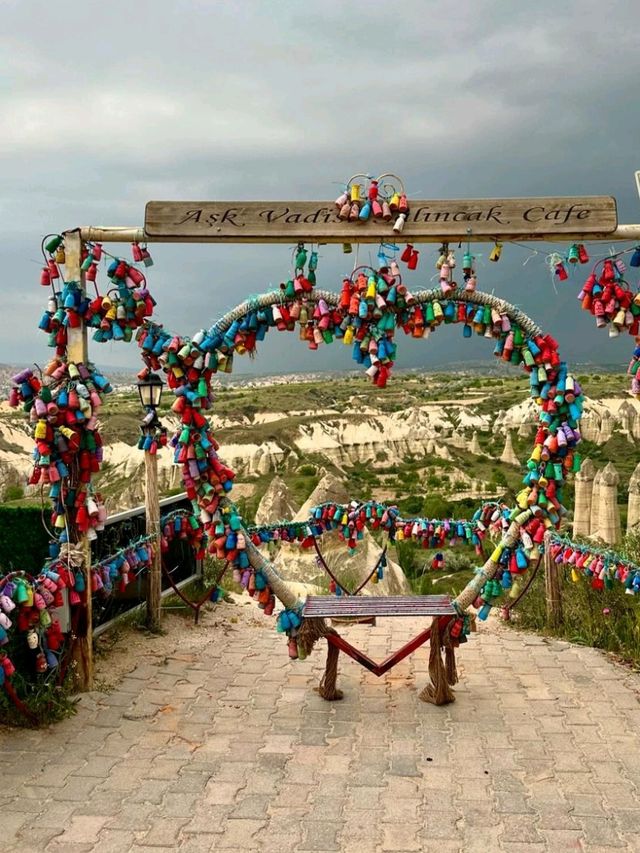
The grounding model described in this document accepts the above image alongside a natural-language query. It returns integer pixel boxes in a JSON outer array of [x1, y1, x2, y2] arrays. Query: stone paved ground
[[2, 604, 640, 853]]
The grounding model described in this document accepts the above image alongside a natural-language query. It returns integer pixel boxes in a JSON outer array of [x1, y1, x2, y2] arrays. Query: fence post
[[145, 449, 162, 631], [64, 229, 93, 689], [543, 532, 563, 629]]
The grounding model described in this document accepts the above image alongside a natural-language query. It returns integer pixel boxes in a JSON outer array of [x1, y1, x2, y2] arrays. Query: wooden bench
[[302, 595, 458, 701]]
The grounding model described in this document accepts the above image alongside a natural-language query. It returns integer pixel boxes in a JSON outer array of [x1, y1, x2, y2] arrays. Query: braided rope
[[453, 520, 522, 611], [209, 287, 543, 339]]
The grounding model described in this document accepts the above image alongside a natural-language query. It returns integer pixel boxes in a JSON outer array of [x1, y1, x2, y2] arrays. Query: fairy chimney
[[573, 458, 595, 537], [595, 462, 621, 545], [579, 410, 599, 443], [469, 431, 482, 455], [589, 468, 603, 536], [598, 410, 614, 443], [618, 400, 636, 442], [254, 475, 299, 526], [499, 431, 519, 467], [518, 419, 532, 438], [627, 462, 640, 533]]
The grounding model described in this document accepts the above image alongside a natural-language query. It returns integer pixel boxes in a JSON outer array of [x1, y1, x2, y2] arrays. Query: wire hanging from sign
[[335, 172, 410, 234]]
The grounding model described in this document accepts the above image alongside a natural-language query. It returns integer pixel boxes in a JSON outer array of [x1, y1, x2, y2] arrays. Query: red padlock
[[131, 242, 144, 262]]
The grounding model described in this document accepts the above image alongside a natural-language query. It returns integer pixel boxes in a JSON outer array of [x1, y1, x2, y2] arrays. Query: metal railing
[[91, 492, 202, 636]]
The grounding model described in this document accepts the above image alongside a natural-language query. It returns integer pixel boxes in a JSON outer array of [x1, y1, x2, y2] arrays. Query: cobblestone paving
[[2, 608, 640, 852]]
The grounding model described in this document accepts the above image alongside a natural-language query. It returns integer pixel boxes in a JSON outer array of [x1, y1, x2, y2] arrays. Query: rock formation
[[589, 468, 603, 536], [469, 432, 482, 455], [618, 401, 637, 443], [254, 476, 299, 526], [573, 458, 595, 537], [594, 462, 621, 545], [294, 472, 349, 520], [493, 399, 538, 432], [598, 410, 614, 444], [579, 410, 600, 443], [499, 432, 519, 467], [627, 462, 640, 533], [268, 472, 411, 596], [518, 419, 532, 438]]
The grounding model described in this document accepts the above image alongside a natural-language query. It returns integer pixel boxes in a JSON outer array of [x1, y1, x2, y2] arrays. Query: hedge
[[0, 507, 50, 573]]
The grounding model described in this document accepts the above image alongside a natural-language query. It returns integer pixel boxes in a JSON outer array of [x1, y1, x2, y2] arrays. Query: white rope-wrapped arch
[[210, 287, 542, 340]]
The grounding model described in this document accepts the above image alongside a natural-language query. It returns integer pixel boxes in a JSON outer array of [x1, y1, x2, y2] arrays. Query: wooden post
[[64, 229, 93, 690], [145, 449, 162, 631], [543, 532, 563, 629]]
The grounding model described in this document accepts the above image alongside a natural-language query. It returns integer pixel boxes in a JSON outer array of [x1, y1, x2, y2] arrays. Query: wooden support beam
[[544, 533, 564, 629], [79, 223, 640, 245], [63, 229, 93, 690], [144, 450, 162, 632]]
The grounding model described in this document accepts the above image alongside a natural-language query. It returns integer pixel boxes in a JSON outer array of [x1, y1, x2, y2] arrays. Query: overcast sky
[[2, 0, 639, 377]]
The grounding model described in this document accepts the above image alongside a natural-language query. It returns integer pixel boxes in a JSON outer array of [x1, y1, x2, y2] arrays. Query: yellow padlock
[[489, 242, 502, 262]]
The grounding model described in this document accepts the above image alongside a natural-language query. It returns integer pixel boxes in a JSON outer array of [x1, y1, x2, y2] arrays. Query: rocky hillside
[[1, 370, 638, 527]]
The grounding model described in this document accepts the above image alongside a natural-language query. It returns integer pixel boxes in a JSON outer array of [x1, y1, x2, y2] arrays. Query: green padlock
[[45, 235, 63, 254]]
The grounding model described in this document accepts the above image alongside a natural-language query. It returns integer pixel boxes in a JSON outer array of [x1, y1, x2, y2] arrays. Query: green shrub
[[422, 495, 453, 518], [0, 507, 49, 573], [513, 546, 640, 666], [3, 485, 24, 502]]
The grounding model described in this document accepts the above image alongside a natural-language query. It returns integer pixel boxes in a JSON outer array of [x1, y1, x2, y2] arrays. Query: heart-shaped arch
[[139, 284, 583, 625]]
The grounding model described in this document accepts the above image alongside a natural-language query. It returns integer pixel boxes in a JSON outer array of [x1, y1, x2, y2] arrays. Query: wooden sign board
[[145, 197, 617, 242]]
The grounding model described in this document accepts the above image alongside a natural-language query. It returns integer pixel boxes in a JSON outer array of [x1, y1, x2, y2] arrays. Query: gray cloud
[[1, 0, 639, 375]]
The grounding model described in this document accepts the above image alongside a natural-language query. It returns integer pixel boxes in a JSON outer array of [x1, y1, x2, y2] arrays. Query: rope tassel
[[318, 639, 343, 701], [297, 616, 343, 701], [419, 617, 456, 706]]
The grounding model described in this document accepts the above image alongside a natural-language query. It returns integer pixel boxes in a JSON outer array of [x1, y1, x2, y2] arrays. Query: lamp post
[[136, 371, 164, 632]]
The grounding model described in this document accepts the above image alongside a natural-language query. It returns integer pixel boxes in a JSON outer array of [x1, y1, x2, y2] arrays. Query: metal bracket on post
[[63, 228, 93, 691]]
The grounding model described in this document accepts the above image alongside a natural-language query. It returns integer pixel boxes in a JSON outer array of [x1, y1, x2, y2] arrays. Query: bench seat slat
[[303, 594, 455, 618]]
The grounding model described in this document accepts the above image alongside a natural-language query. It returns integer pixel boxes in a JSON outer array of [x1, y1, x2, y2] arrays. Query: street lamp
[[136, 370, 165, 632], [136, 371, 164, 413]]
